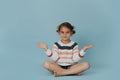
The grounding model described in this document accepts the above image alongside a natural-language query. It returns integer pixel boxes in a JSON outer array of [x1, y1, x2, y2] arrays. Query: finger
[[90, 44, 94, 48], [37, 42, 42, 47]]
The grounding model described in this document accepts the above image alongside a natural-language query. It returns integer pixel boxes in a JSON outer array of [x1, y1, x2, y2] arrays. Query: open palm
[[38, 42, 48, 49]]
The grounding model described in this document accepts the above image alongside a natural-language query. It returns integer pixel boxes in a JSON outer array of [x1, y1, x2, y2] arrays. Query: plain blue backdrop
[[0, 0, 120, 80]]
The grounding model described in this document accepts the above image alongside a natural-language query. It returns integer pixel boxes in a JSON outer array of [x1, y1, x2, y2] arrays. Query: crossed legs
[[43, 61, 90, 77]]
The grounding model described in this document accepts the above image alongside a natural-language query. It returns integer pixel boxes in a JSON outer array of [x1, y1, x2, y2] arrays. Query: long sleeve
[[45, 44, 59, 61], [72, 45, 86, 62]]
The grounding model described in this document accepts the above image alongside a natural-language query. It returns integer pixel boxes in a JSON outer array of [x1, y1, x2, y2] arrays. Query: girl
[[38, 22, 94, 77]]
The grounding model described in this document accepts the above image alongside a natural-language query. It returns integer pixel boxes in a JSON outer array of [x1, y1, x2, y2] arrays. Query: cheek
[[67, 33, 72, 37], [59, 33, 63, 37]]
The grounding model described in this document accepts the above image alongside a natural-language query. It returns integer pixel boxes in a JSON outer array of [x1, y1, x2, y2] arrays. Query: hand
[[83, 44, 94, 52], [37, 42, 48, 51], [85, 44, 94, 49]]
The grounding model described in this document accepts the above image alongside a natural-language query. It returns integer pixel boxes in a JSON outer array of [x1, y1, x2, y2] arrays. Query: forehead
[[60, 26, 71, 31]]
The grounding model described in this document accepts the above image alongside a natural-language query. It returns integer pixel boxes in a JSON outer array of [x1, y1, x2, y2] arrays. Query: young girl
[[38, 22, 94, 77]]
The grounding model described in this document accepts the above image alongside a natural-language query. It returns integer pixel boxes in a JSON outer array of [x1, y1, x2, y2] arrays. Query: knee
[[83, 62, 90, 69], [43, 61, 50, 69]]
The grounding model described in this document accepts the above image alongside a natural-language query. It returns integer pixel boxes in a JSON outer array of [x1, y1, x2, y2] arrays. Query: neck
[[61, 39, 71, 44]]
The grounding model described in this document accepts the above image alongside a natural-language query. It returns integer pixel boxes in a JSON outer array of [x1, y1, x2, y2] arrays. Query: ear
[[70, 32, 73, 36]]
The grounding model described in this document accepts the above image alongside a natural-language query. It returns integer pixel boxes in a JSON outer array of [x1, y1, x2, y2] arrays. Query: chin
[[62, 37, 69, 40]]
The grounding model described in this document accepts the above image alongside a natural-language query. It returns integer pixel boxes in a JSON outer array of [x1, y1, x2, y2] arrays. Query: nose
[[63, 32, 67, 35], [63, 33, 67, 36]]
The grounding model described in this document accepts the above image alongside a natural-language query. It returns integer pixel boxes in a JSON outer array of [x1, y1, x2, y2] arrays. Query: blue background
[[0, 0, 120, 80]]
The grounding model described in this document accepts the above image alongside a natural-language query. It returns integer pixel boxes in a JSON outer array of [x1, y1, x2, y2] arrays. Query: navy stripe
[[55, 42, 77, 50]]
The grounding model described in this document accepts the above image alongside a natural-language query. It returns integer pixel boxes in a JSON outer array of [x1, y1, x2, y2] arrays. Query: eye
[[66, 31, 70, 33], [61, 31, 64, 34]]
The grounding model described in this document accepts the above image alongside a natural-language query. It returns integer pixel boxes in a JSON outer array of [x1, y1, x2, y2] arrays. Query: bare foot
[[54, 70, 62, 77], [54, 71, 58, 77], [54, 72, 82, 77], [53, 68, 66, 77], [77, 73, 81, 75], [54, 68, 68, 77]]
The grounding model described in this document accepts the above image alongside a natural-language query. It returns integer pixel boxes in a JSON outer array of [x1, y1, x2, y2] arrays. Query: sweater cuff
[[80, 49, 86, 56], [45, 49, 52, 56]]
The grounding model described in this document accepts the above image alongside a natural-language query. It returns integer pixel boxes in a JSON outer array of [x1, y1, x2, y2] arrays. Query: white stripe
[[59, 54, 72, 57], [59, 49, 73, 52], [58, 41, 74, 46], [58, 59, 73, 63], [73, 45, 79, 49]]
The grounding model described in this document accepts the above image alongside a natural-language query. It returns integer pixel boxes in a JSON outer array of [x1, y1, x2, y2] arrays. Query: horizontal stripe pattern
[[54, 41, 77, 65], [45, 41, 86, 66], [55, 41, 77, 50]]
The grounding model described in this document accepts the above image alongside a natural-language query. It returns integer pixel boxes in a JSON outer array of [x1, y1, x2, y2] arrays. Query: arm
[[72, 44, 94, 62], [38, 42, 59, 61], [45, 44, 59, 61], [72, 45, 86, 62]]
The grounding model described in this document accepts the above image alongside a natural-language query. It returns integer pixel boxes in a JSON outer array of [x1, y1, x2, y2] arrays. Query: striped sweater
[[45, 41, 86, 66]]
